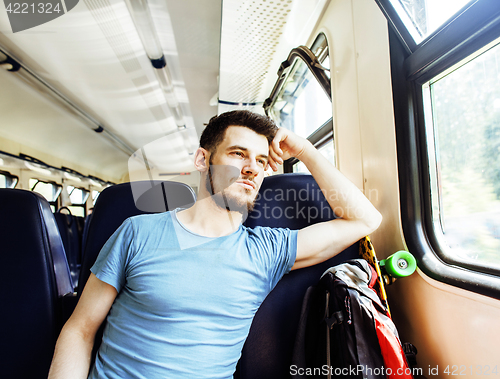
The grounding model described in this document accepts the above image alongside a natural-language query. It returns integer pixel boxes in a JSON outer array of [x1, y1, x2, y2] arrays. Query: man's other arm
[[268, 128, 382, 270], [48, 274, 117, 379]]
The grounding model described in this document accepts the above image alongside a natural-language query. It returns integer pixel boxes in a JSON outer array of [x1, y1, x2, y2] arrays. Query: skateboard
[[358, 236, 416, 316]]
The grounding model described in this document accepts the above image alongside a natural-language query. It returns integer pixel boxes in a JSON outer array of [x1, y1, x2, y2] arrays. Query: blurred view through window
[[426, 39, 500, 269]]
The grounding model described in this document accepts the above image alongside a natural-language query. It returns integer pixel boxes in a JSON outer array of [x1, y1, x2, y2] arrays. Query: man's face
[[206, 126, 269, 213]]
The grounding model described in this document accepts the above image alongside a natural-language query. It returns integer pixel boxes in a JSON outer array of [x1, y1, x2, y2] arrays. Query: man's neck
[[176, 196, 244, 238]]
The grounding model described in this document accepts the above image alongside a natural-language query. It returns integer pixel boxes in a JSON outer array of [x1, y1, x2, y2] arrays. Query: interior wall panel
[[310, 0, 500, 377]]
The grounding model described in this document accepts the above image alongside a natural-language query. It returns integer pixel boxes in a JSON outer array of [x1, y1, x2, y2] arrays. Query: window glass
[[270, 57, 331, 139], [0, 172, 18, 188], [389, 0, 472, 44], [68, 186, 89, 205], [30, 179, 62, 202], [293, 139, 335, 174], [67, 205, 85, 217], [267, 33, 334, 173], [425, 40, 500, 269]]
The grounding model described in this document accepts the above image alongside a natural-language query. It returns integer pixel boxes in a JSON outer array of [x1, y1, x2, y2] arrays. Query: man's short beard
[[205, 156, 256, 214]]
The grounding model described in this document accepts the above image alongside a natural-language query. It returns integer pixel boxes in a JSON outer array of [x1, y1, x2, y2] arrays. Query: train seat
[[0, 189, 74, 379], [235, 173, 359, 379], [54, 208, 82, 289], [81, 212, 93, 261]]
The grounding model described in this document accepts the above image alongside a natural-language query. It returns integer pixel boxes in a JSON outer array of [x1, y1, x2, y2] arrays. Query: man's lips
[[236, 179, 256, 190]]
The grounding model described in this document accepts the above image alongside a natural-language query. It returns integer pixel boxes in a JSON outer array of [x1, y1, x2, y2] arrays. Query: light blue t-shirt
[[89, 209, 297, 379]]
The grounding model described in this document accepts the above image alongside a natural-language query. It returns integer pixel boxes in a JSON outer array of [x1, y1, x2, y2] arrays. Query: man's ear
[[194, 147, 210, 172]]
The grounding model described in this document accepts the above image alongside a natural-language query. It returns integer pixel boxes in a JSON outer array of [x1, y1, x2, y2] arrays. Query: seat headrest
[[0, 189, 74, 296]]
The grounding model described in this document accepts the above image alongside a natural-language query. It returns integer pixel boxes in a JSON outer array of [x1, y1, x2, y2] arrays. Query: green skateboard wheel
[[380, 251, 416, 278]]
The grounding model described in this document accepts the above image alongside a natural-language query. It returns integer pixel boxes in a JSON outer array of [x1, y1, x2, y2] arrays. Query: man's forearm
[[48, 323, 95, 379], [297, 142, 382, 230]]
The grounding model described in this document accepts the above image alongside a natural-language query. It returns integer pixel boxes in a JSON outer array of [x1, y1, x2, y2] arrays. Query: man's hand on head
[[268, 128, 313, 171]]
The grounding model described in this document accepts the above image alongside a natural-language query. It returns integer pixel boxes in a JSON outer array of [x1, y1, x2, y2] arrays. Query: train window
[[265, 33, 334, 173], [65, 206, 84, 217], [67, 186, 90, 205], [269, 54, 331, 139], [29, 178, 62, 211], [388, 0, 473, 44], [92, 190, 100, 205], [293, 139, 335, 174], [424, 38, 500, 271], [0, 171, 18, 188], [65, 186, 90, 217]]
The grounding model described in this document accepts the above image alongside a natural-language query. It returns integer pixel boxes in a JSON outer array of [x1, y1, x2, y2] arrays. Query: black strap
[[325, 291, 331, 379], [324, 290, 345, 379]]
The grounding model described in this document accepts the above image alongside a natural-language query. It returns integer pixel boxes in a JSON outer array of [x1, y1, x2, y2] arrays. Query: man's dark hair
[[200, 110, 278, 154]]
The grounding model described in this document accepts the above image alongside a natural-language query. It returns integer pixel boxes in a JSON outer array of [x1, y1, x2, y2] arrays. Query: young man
[[48, 110, 382, 379]]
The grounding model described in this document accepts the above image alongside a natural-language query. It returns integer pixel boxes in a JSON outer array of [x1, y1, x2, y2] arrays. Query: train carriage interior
[[1, 0, 500, 378]]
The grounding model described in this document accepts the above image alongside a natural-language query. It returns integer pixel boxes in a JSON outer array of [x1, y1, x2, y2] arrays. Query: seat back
[[0, 189, 74, 379], [54, 209, 82, 288], [78, 180, 196, 296], [236, 173, 359, 379]]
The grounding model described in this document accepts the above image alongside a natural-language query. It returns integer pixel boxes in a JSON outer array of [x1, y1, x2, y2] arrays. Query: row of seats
[[1, 174, 359, 379], [0, 190, 75, 379]]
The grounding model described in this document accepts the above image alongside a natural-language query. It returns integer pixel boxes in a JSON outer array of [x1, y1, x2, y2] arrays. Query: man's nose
[[242, 158, 259, 176]]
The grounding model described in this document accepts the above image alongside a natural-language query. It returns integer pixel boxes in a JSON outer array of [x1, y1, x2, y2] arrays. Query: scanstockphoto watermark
[[290, 364, 423, 377], [3, 0, 79, 33]]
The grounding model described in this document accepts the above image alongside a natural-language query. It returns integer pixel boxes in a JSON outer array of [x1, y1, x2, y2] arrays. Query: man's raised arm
[[267, 128, 382, 270]]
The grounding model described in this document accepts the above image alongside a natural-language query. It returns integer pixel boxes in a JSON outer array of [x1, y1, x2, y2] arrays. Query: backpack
[[291, 259, 414, 379]]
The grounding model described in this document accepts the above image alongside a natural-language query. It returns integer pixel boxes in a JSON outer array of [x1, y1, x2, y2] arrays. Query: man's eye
[[232, 151, 243, 157]]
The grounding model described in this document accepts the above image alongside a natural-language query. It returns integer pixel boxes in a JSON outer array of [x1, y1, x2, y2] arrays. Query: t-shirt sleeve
[[90, 218, 135, 292], [251, 227, 298, 290]]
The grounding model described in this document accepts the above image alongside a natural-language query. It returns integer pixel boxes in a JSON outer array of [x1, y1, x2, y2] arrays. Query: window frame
[[30, 178, 63, 211], [381, 0, 500, 297], [284, 118, 333, 172], [0, 170, 19, 188], [64, 185, 90, 217], [264, 33, 333, 174]]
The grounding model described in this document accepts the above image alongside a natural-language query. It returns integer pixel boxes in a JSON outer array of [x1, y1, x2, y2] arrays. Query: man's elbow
[[362, 209, 382, 235]]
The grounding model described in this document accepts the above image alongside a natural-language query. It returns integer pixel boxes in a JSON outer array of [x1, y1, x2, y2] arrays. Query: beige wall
[[310, 0, 500, 376]]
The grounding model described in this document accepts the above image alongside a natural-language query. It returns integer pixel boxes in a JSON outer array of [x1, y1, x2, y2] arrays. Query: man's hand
[[268, 128, 312, 171]]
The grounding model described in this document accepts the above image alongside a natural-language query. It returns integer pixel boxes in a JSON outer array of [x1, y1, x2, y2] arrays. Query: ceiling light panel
[[219, 0, 293, 108]]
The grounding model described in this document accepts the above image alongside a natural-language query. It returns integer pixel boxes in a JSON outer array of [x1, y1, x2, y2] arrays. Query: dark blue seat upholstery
[[0, 189, 74, 379], [81, 212, 93, 261], [235, 173, 359, 379], [54, 209, 82, 288]]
